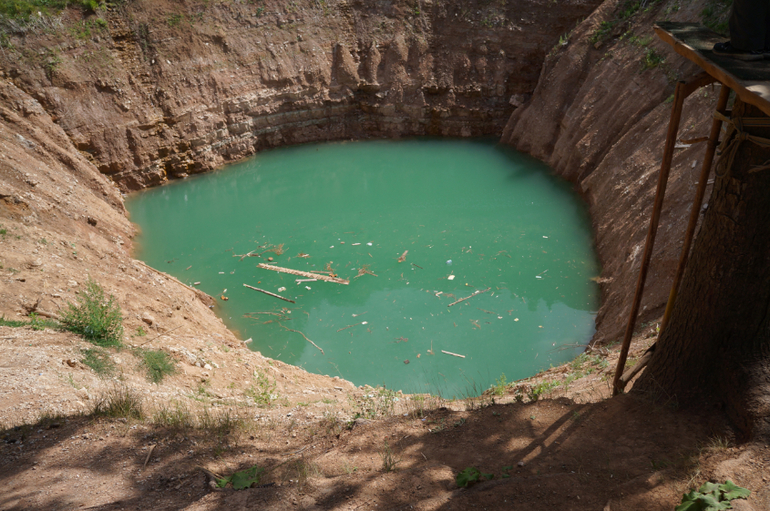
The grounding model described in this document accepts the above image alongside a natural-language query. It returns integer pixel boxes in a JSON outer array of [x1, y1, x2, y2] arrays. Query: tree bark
[[634, 99, 770, 441]]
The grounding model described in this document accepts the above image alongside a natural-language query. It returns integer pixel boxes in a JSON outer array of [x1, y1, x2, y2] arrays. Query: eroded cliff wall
[[502, 0, 725, 344], [2, 0, 599, 190]]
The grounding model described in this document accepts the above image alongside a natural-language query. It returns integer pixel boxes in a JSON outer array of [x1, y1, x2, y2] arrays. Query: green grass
[[0, 314, 60, 330], [90, 386, 144, 420], [139, 349, 176, 384], [81, 347, 115, 376], [245, 370, 277, 407], [61, 278, 123, 347], [701, 0, 732, 36], [0, 0, 104, 22]]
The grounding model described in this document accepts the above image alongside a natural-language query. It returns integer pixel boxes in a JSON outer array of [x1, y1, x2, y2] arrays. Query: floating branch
[[441, 350, 466, 358], [447, 287, 491, 307], [257, 263, 349, 285], [411, 263, 423, 269], [337, 321, 367, 332], [243, 283, 295, 303], [397, 250, 408, 263], [280, 325, 324, 354], [354, 265, 378, 278]]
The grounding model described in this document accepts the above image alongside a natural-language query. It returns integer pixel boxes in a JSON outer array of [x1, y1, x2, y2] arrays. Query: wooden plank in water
[[257, 263, 350, 285], [654, 22, 770, 116]]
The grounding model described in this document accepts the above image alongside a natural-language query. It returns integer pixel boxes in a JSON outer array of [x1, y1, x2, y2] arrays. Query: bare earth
[[1, 0, 770, 509]]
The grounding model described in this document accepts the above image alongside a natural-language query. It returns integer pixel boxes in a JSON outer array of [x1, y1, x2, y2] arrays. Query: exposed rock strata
[[2, 0, 600, 190]]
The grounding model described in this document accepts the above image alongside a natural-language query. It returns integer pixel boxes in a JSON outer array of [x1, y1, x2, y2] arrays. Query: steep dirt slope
[[503, 0, 726, 346], [2, 0, 600, 190]]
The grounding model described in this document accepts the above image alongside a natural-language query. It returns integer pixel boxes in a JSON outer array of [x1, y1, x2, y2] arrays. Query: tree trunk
[[634, 99, 770, 441]]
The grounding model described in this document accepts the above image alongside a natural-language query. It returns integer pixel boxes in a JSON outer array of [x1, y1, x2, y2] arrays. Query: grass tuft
[[81, 347, 115, 376], [90, 385, 143, 420], [139, 349, 176, 384]]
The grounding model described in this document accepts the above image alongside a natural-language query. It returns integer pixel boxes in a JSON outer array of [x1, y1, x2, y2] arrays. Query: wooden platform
[[655, 21, 770, 116]]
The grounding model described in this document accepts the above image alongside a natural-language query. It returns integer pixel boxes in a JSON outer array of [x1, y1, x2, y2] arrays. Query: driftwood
[[441, 350, 466, 358], [280, 325, 324, 354], [397, 250, 408, 263], [257, 263, 349, 285], [447, 287, 491, 307], [336, 321, 366, 332], [243, 284, 296, 303]]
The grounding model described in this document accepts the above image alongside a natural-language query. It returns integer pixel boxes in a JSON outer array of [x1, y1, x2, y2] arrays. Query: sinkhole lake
[[127, 139, 600, 397]]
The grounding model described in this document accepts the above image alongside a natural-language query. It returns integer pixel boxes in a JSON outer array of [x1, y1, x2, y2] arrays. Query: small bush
[[245, 370, 277, 407], [81, 347, 115, 376], [61, 278, 123, 346], [91, 386, 143, 420], [140, 349, 176, 384]]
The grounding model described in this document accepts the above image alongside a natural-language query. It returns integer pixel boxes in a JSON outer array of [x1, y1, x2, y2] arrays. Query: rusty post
[[659, 84, 731, 334], [611, 80, 690, 396]]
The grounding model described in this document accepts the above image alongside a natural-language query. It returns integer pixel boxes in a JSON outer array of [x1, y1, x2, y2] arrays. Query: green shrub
[[140, 349, 176, 384], [61, 278, 123, 346]]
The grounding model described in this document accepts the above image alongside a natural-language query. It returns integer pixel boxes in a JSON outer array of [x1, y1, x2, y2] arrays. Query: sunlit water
[[126, 139, 599, 397]]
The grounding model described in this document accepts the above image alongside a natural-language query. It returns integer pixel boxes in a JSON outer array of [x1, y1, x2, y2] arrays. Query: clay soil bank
[[1, 0, 769, 509]]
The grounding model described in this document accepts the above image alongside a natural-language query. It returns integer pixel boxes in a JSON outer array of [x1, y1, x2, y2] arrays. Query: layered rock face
[[2, 0, 600, 190]]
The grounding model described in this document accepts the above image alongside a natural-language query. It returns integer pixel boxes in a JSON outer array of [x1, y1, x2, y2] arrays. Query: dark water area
[[126, 139, 600, 397]]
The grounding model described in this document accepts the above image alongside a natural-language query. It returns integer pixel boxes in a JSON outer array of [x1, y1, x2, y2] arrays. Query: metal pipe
[[612, 80, 689, 396], [659, 84, 731, 334]]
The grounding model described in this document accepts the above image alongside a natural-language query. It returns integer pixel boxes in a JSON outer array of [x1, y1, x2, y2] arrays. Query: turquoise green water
[[126, 139, 599, 397]]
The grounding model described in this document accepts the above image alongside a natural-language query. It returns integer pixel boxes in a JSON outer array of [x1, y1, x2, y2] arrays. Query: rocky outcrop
[[1, 0, 600, 190]]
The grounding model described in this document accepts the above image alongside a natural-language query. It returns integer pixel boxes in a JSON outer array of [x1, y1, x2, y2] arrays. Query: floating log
[[281, 325, 324, 354], [257, 263, 349, 285], [448, 287, 491, 307], [243, 283, 295, 303], [441, 350, 465, 358]]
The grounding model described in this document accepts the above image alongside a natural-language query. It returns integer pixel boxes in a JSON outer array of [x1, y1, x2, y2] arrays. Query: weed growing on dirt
[[527, 380, 559, 402], [61, 278, 123, 347], [152, 402, 195, 429], [351, 386, 398, 419], [676, 480, 749, 511], [246, 370, 277, 407], [380, 439, 400, 472], [456, 466, 494, 488], [491, 373, 507, 396], [215, 464, 265, 490], [90, 385, 143, 420], [139, 349, 176, 384], [81, 347, 115, 376]]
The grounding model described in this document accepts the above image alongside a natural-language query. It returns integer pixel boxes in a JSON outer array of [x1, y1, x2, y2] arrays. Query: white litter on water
[[367, 242, 373, 246], [447, 275, 455, 281], [277, 286, 287, 292]]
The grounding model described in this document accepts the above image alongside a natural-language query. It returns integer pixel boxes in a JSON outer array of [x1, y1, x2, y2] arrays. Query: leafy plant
[[352, 386, 398, 419], [380, 439, 401, 472], [675, 480, 750, 511], [527, 380, 559, 402], [61, 278, 123, 346], [456, 466, 494, 488], [245, 370, 277, 407], [491, 373, 507, 396], [139, 349, 176, 384], [215, 465, 265, 489]]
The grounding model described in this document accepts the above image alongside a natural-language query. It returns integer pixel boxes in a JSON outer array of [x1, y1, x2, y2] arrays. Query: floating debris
[[257, 263, 349, 284], [441, 350, 465, 358], [398, 250, 408, 263], [243, 283, 295, 303], [447, 275, 455, 281], [448, 287, 490, 307]]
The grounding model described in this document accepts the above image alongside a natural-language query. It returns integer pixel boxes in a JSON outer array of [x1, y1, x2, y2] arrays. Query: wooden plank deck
[[655, 21, 770, 116]]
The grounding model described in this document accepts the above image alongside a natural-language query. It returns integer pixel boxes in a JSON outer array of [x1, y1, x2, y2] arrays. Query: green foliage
[[641, 47, 665, 70], [456, 467, 494, 488], [0, 314, 59, 330], [352, 386, 398, 419], [90, 386, 144, 420], [491, 373, 507, 396], [81, 347, 115, 376], [216, 465, 265, 490], [245, 369, 277, 407], [139, 349, 176, 384], [675, 480, 749, 511], [0, 0, 104, 22], [527, 380, 559, 402], [380, 439, 400, 472], [590, 20, 615, 45], [152, 402, 195, 429], [61, 278, 123, 347], [701, 0, 732, 37], [69, 17, 107, 39]]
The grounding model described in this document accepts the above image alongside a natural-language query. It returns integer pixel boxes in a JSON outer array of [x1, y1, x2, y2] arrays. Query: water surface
[[127, 139, 599, 397]]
